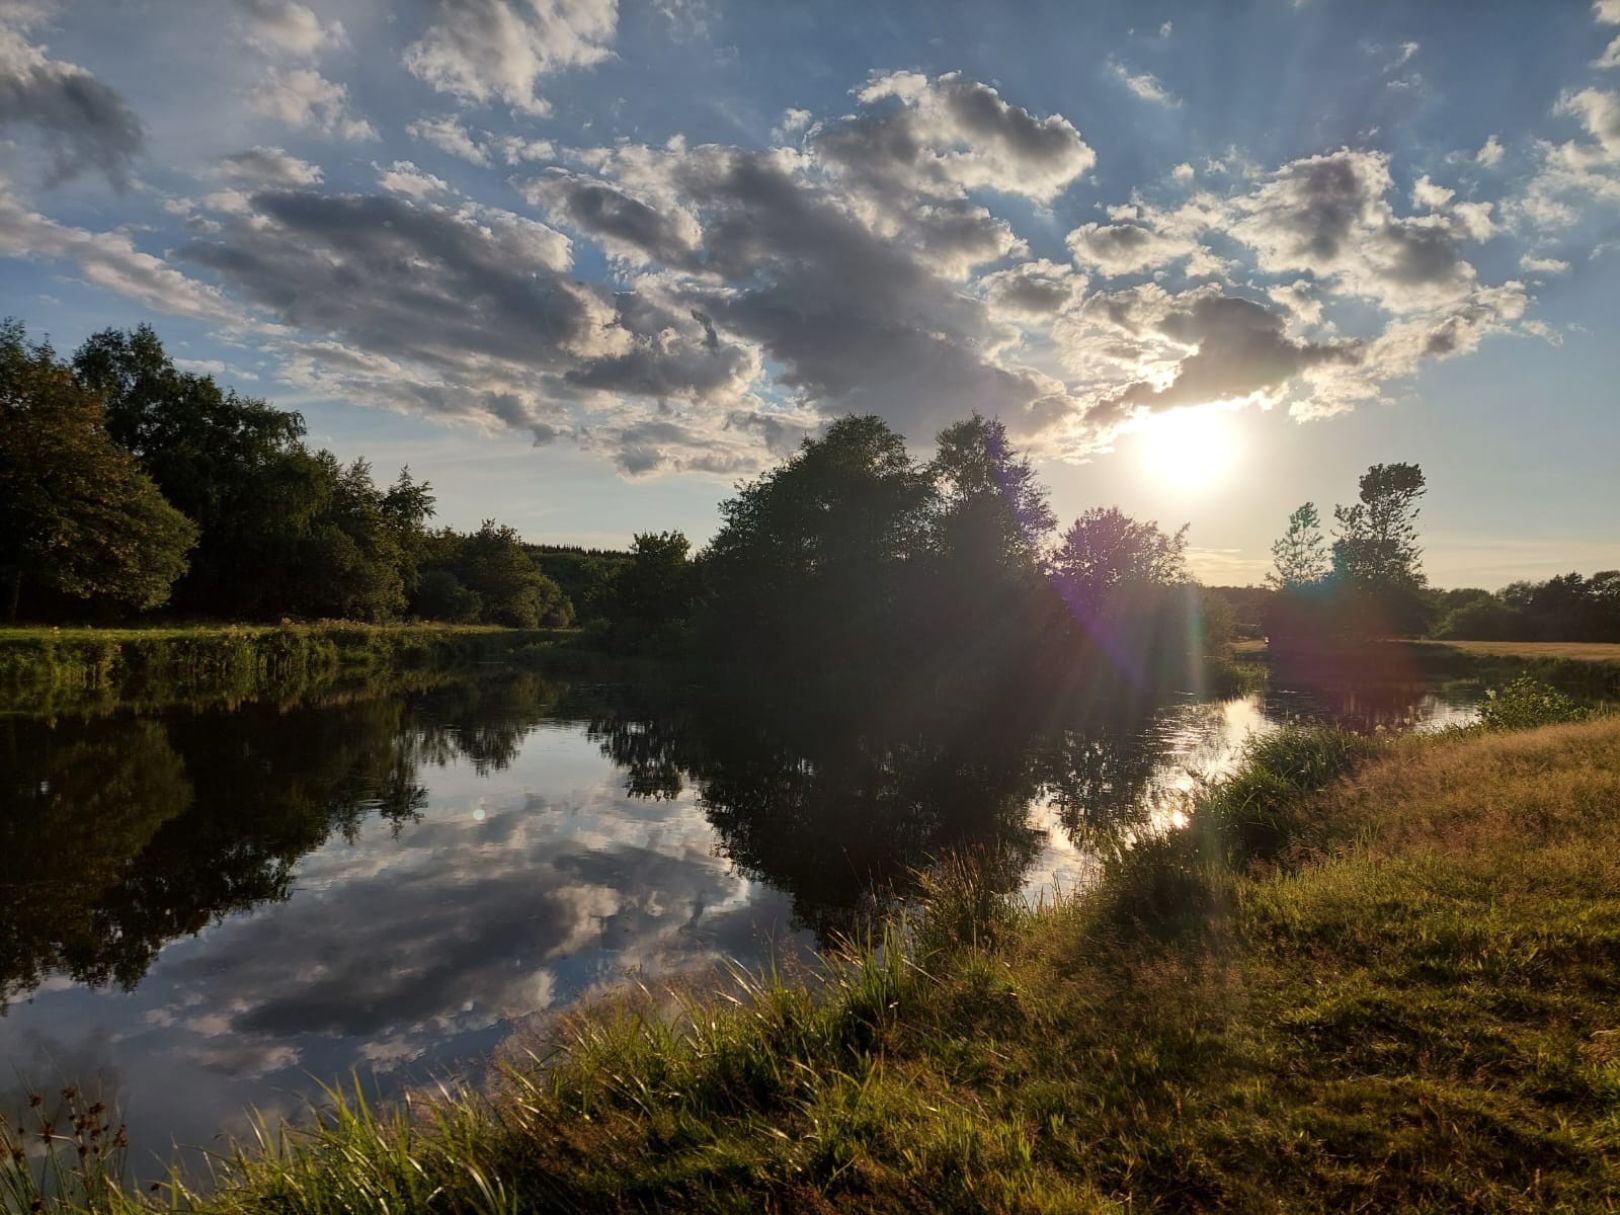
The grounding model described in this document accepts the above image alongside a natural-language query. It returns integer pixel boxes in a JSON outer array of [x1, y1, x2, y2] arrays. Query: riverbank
[[0, 623, 573, 716], [8, 696, 1618, 1212], [1237, 636, 1620, 700]]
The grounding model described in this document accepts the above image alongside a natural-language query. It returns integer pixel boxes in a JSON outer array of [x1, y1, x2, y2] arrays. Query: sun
[[1131, 407, 1241, 493]]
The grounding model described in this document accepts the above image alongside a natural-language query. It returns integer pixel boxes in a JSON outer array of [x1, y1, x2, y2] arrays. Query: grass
[[0, 622, 574, 715], [1421, 639, 1620, 665], [7, 700, 1620, 1212]]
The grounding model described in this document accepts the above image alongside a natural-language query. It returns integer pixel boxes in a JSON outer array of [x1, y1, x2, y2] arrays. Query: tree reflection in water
[[0, 663, 1475, 1004]]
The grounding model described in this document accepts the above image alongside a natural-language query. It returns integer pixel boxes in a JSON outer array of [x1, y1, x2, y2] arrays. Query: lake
[[0, 662, 1479, 1173]]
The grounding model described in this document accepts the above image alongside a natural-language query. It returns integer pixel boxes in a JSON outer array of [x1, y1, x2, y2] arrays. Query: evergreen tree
[[1266, 502, 1329, 590]]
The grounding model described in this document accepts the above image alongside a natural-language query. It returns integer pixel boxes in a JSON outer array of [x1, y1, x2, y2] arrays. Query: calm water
[[0, 666, 1478, 1171]]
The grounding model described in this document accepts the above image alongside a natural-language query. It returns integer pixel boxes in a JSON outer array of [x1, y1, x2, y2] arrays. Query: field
[[1420, 639, 1620, 665], [1234, 637, 1620, 665], [8, 704, 1619, 1213]]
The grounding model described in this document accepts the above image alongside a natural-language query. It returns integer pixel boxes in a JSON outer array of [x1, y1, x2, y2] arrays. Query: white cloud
[[247, 67, 377, 140], [376, 160, 453, 199], [1171, 162, 1195, 184], [406, 114, 491, 165], [1599, 0, 1620, 24], [1558, 86, 1620, 159], [403, 0, 618, 116], [1411, 174, 1453, 209], [1476, 134, 1505, 167], [1107, 59, 1179, 106], [1519, 253, 1570, 273], [1159, 20, 1173, 38], [1597, 35, 1620, 69], [772, 106, 811, 142], [212, 145, 323, 187], [840, 71, 1096, 202], [0, 175, 247, 325], [236, 0, 345, 56]]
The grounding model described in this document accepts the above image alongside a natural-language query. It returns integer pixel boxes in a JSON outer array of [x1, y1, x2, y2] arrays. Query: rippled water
[[0, 666, 1478, 1171]]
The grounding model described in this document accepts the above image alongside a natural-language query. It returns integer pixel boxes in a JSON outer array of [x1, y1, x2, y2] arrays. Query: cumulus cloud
[[1107, 59, 1179, 106], [403, 0, 618, 116], [1476, 134, 1505, 167], [0, 11, 143, 185], [825, 70, 1096, 203], [247, 67, 377, 139], [1520, 253, 1570, 273], [1411, 174, 1454, 209], [212, 145, 323, 188], [1558, 87, 1620, 159], [236, 0, 345, 56], [1083, 285, 1362, 422], [407, 114, 491, 165], [376, 160, 453, 199]]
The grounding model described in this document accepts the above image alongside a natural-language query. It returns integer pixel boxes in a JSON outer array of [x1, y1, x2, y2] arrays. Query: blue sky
[[3, 0, 1618, 586]]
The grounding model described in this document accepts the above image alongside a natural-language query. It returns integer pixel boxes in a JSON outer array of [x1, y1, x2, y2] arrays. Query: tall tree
[[1331, 463, 1427, 590], [1049, 507, 1188, 614], [0, 323, 197, 620], [703, 415, 933, 663], [928, 415, 1055, 576], [1267, 502, 1329, 590]]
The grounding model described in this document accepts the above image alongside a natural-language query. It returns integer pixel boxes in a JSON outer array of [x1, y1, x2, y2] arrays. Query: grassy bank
[[7, 694, 1619, 1211], [1241, 636, 1620, 701], [0, 623, 573, 716]]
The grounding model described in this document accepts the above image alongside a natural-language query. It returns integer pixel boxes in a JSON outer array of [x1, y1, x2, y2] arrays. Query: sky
[[2, 0, 1618, 588]]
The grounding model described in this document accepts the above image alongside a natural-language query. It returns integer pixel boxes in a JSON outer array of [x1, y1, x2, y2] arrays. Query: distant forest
[[4, 319, 1614, 653]]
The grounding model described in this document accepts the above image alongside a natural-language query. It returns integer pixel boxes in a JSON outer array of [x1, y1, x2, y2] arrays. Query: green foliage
[[594, 531, 699, 652], [703, 415, 934, 665], [1049, 506, 1188, 611], [1331, 462, 1427, 591], [416, 523, 572, 628], [412, 569, 483, 623], [1266, 501, 1327, 590], [528, 545, 629, 624], [1476, 674, 1590, 731], [0, 322, 198, 618]]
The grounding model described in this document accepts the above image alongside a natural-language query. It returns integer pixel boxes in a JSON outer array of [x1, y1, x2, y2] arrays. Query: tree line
[[1257, 468, 1618, 644], [590, 413, 1220, 694], [1, 321, 574, 627]]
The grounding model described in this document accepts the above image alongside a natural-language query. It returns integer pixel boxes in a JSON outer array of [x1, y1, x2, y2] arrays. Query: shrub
[[1476, 674, 1589, 731]]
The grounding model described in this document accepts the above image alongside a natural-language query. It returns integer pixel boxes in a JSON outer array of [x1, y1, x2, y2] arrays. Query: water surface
[[0, 665, 1478, 1170]]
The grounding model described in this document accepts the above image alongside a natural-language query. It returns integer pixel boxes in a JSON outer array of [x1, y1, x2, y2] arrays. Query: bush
[[1476, 675, 1589, 731], [412, 569, 483, 623]]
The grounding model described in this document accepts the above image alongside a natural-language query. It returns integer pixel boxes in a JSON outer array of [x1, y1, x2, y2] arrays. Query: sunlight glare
[[1132, 407, 1241, 494]]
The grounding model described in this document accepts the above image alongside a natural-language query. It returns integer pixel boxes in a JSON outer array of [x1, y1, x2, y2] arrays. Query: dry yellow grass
[[1423, 639, 1620, 665]]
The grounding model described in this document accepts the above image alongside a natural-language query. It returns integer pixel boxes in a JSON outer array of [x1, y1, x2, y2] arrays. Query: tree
[[413, 569, 483, 623], [928, 415, 1055, 576], [703, 415, 933, 664], [421, 522, 572, 628], [1330, 462, 1429, 637], [0, 322, 197, 619], [599, 531, 699, 631], [1049, 507, 1189, 615], [1332, 463, 1426, 590], [1267, 502, 1329, 590]]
